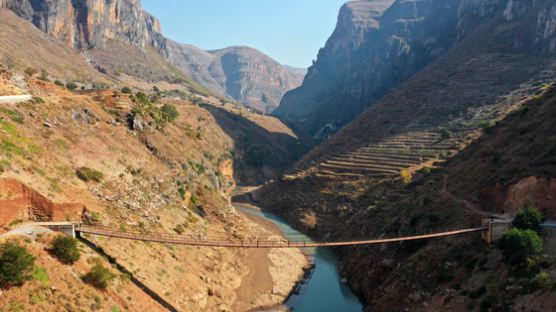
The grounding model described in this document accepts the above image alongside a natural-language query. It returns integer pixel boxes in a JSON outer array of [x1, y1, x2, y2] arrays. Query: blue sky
[[141, 0, 348, 68]]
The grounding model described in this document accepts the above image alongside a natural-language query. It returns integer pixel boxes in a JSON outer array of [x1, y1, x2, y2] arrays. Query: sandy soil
[[233, 207, 309, 312]]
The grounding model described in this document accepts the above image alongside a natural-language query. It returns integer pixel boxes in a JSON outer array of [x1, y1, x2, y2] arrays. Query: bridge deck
[[77, 225, 488, 248]]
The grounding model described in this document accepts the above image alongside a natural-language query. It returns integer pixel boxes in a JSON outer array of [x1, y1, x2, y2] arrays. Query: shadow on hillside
[[200, 104, 312, 185]]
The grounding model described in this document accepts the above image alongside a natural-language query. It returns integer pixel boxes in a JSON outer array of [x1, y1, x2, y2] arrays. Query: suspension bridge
[[24, 222, 496, 248]]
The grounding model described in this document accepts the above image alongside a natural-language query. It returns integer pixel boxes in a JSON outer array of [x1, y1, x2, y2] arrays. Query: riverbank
[[232, 203, 310, 311], [234, 204, 363, 312]]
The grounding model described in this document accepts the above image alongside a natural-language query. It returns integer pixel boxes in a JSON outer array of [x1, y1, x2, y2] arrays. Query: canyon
[[0, 0, 555, 311]]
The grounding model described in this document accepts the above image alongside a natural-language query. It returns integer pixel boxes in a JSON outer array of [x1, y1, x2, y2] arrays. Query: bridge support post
[[482, 219, 512, 244]]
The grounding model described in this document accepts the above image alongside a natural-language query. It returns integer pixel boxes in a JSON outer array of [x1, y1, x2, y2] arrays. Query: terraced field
[[311, 130, 470, 180]]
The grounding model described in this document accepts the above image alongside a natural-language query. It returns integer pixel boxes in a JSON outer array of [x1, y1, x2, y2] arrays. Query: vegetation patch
[[76, 167, 104, 182], [50, 236, 81, 264], [0, 241, 36, 288], [47, 178, 63, 193], [82, 264, 115, 289], [53, 138, 70, 150], [131, 92, 179, 130], [32, 267, 50, 287], [0, 140, 27, 158]]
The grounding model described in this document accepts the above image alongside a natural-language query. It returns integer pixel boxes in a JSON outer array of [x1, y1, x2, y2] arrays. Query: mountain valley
[[0, 0, 555, 311]]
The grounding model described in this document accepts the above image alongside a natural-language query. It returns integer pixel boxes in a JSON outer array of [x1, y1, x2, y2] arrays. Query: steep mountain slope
[[293, 0, 556, 165], [0, 0, 305, 113], [166, 43, 304, 114], [275, 0, 556, 140], [0, 9, 108, 85], [257, 84, 556, 311], [0, 70, 308, 311]]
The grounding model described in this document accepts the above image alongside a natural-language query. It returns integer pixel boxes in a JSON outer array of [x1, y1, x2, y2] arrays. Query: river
[[234, 206, 363, 312]]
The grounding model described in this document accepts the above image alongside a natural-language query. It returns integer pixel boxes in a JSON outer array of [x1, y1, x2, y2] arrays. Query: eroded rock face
[[0, 0, 162, 50], [0, 178, 86, 226]]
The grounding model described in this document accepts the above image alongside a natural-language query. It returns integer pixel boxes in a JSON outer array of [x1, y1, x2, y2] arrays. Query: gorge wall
[[274, 0, 556, 140], [0, 0, 163, 50]]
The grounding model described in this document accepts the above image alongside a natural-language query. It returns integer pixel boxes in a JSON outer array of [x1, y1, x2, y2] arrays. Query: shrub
[[532, 272, 552, 290], [173, 224, 185, 235], [400, 169, 412, 184], [0, 241, 36, 288], [161, 104, 179, 123], [76, 167, 104, 182], [512, 207, 544, 233], [24, 67, 37, 77], [480, 121, 495, 133], [121, 87, 132, 94], [82, 264, 115, 289], [54, 80, 64, 87], [441, 129, 453, 139], [66, 82, 78, 90], [50, 236, 81, 264], [39, 69, 49, 81], [177, 187, 186, 200], [498, 228, 543, 265]]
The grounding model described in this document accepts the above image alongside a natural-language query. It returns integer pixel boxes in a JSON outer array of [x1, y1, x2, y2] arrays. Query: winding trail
[[0, 95, 32, 104]]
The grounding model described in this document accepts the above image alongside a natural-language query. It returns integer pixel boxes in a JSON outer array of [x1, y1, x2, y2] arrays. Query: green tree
[[121, 86, 132, 94], [50, 236, 81, 264], [498, 228, 543, 265], [0, 241, 36, 288], [82, 264, 115, 289], [512, 207, 544, 233]]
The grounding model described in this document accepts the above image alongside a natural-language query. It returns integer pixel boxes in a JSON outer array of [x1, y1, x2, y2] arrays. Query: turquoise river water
[[235, 206, 363, 312]]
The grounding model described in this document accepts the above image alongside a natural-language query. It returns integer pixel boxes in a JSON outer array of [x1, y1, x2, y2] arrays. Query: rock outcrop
[[167, 43, 304, 113], [274, 0, 556, 140], [0, 0, 163, 51]]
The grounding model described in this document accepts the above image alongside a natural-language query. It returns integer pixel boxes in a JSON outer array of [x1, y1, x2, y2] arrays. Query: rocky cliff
[[275, 0, 556, 140], [167, 43, 304, 114], [0, 0, 164, 51], [295, 0, 556, 166]]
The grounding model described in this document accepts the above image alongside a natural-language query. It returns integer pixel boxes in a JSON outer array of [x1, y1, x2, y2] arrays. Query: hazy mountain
[[166, 43, 304, 114], [282, 65, 307, 77]]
